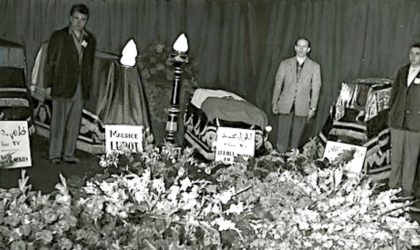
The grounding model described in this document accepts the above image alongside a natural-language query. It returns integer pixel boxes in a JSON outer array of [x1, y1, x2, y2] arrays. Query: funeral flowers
[[0, 138, 419, 249]]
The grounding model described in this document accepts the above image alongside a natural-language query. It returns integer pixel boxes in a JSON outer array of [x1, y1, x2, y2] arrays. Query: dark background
[[1, 0, 419, 145]]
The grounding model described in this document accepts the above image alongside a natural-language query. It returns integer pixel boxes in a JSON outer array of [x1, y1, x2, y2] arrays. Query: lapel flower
[[81, 40, 88, 48]]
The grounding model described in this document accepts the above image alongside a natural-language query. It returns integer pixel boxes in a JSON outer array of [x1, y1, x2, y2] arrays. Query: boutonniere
[[81, 40, 88, 48]]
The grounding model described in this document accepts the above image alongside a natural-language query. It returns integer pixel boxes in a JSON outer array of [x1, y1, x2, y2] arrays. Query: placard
[[105, 125, 143, 153], [0, 121, 32, 168], [323, 141, 367, 174], [215, 127, 255, 164]]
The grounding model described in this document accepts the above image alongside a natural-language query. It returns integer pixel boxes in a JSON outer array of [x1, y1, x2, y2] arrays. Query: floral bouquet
[[1, 135, 420, 249]]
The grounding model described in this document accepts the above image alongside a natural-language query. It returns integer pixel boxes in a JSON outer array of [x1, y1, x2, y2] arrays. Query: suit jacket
[[272, 57, 322, 116], [388, 64, 420, 132], [45, 26, 96, 100]]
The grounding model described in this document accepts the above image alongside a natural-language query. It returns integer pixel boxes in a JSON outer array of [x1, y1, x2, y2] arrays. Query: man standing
[[46, 4, 96, 164], [271, 37, 322, 153], [388, 43, 420, 199]]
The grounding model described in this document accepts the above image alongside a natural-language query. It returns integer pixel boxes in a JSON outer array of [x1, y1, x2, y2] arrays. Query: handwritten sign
[[323, 141, 367, 174], [215, 127, 255, 164], [105, 125, 143, 153], [0, 121, 32, 168]]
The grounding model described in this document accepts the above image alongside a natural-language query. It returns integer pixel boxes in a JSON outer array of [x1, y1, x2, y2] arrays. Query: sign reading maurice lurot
[[215, 127, 255, 164], [0, 121, 32, 168], [105, 125, 143, 153]]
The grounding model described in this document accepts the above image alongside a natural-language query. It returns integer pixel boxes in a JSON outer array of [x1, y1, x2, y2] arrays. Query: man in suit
[[271, 37, 322, 153], [387, 43, 420, 199], [46, 4, 96, 164]]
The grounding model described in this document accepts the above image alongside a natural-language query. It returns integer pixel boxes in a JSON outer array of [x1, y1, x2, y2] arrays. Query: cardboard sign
[[323, 141, 367, 174], [0, 121, 32, 168], [105, 125, 143, 153], [215, 127, 255, 164]]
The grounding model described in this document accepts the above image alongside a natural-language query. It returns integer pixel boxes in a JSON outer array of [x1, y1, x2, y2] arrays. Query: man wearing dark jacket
[[46, 4, 96, 164], [388, 43, 420, 199]]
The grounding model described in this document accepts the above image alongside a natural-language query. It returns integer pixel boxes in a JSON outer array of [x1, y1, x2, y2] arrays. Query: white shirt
[[407, 65, 420, 87], [296, 56, 306, 66]]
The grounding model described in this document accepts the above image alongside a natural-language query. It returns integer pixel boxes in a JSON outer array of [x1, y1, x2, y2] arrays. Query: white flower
[[225, 202, 244, 215], [212, 217, 237, 231], [105, 203, 119, 216], [303, 241, 312, 248], [211, 204, 221, 214], [215, 188, 235, 204], [98, 157, 109, 168], [322, 240, 333, 249], [83, 182, 99, 194], [178, 167, 186, 177], [180, 177, 192, 191], [205, 167, 212, 175], [152, 178, 165, 193], [133, 189, 148, 203], [412, 234, 420, 246], [298, 221, 310, 230], [119, 211, 128, 219], [179, 191, 198, 210], [167, 185, 180, 202], [99, 181, 117, 195], [186, 215, 200, 227]]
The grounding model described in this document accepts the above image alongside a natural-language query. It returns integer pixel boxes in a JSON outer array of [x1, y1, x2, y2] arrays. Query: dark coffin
[[319, 78, 392, 180], [184, 90, 272, 160]]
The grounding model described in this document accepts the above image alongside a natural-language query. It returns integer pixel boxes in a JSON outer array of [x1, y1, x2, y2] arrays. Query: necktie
[[297, 62, 304, 81]]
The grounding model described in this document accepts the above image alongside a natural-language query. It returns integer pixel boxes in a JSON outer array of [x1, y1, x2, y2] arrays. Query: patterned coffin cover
[[184, 90, 272, 160], [32, 99, 105, 154], [319, 78, 392, 180], [0, 38, 34, 134]]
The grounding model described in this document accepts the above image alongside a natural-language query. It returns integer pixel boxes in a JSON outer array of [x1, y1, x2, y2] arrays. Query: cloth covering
[[0, 38, 25, 68], [31, 42, 48, 101], [200, 97, 267, 129], [191, 88, 244, 109], [0, 38, 34, 134], [96, 61, 150, 127], [319, 78, 392, 180]]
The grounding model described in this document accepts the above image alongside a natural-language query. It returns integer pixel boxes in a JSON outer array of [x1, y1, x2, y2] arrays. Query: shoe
[[392, 190, 415, 202], [50, 158, 62, 165], [63, 156, 80, 164], [409, 206, 420, 213]]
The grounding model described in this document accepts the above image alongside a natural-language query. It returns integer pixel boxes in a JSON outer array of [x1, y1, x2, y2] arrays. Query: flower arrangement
[[138, 42, 199, 125], [138, 42, 199, 88], [1, 134, 419, 249]]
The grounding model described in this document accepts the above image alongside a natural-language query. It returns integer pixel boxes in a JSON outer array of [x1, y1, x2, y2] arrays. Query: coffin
[[0, 38, 34, 134], [319, 78, 392, 180], [184, 89, 273, 160]]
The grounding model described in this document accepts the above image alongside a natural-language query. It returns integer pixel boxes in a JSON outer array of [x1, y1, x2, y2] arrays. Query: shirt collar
[[409, 65, 420, 72], [296, 56, 306, 65], [69, 27, 88, 39]]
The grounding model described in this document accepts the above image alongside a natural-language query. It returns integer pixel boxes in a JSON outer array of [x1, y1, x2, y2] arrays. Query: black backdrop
[[1, 0, 419, 143]]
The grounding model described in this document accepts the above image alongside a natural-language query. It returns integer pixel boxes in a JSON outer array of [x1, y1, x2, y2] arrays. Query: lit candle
[[172, 33, 189, 53], [120, 39, 138, 67]]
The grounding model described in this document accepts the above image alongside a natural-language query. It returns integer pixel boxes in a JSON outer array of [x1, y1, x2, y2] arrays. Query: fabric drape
[[97, 61, 150, 127]]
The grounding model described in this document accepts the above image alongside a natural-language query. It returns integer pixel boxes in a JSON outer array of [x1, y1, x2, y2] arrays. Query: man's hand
[[307, 109, 316, 120], [272, 102, 278, 114]]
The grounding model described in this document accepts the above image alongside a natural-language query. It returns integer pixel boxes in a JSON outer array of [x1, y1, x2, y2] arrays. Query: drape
[[0, 0, 419, 145]]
